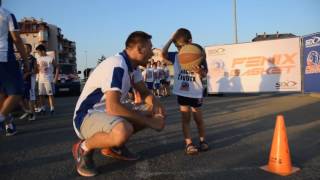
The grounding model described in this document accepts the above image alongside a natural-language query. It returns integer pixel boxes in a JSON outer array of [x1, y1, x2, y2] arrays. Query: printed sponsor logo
[[306, 51, 320, 65], [305, 51, 320, 74], [275, 81, 297, 89], [305, 36, 320, 48], [208, 48, 225, 55], [230, 53, 297, 76]]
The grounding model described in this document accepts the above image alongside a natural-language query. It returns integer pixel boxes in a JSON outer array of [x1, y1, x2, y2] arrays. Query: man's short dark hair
[[125, 31, 152, 48], [25, 43, 32, 49], [173, 28, 192, 43], [36, 44, 46, 52]]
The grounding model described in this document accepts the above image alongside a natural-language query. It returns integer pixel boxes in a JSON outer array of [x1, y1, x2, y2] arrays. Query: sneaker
[[50, 110, 54, 116], [35, 108, 41, 113], [5, 122, 17, 136], [72, 140, 98, 177], [19, 112, 30, 120], [38, 108, 46, 115], [28, 113, 36, 121], [101, 146, 140, 161], [0, 121, 4, 134], [198, 141, 209, 152]]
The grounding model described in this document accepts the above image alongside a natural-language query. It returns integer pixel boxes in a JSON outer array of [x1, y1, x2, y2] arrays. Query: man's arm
[[10, 31, 29, 72], [52, 59, 60, 83], [33, 57, 38, 74], [133, 81, 166, 117], [105, 91, 164, 131]]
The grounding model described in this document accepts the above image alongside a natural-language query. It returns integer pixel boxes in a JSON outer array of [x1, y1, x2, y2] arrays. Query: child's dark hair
[[173, 28, 192, 43], [25, 43, 32, 50], [36, 44, 46, 52]]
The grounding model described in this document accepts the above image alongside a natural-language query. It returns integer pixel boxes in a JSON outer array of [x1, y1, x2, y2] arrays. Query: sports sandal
[[199, 141, 209, 152], [185, 143, 199, 155]]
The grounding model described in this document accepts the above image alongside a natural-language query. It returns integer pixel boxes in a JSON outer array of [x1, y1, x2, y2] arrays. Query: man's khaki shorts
[[80, 111, 125, 139]]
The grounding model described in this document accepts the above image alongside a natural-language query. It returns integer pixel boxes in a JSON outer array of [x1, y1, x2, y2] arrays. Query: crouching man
[[72, 31, 165, 177]]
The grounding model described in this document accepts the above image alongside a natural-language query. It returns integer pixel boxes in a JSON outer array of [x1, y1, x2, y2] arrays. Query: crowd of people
[[0, 4, 59, 136], [18, 44, 60, 121], [142, 60, 171, 97]]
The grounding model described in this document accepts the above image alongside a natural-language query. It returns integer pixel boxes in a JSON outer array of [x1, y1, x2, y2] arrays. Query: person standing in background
[[19, 43, 37, 121], [36, 44, 59, 115], [0, 1, 29, 136]]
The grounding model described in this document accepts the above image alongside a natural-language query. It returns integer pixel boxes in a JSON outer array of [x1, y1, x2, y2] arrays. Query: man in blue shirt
[[72, 31, 166, 177]]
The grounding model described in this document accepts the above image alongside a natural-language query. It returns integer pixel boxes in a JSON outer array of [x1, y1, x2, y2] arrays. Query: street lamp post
[[233, 0, 238, 44], [84, 50, 87, 70]]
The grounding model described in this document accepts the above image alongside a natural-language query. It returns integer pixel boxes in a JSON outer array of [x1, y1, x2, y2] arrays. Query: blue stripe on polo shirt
[[120, 51, 133, 72], [10, 14, 19, 29], [7, 14, 19, 62], [111, 67, 124, 89], [74, 88, 104, 131], [7, 33, 15, 62]]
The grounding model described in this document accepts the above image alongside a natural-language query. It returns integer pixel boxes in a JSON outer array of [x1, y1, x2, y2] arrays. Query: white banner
[[205, 38, 301, 93]]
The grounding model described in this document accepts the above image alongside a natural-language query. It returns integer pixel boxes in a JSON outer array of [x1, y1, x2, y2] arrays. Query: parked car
[[55, 64, 81, 95]]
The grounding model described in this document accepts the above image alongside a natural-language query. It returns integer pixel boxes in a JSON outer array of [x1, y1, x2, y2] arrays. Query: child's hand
[[190, 65, 201, 74]]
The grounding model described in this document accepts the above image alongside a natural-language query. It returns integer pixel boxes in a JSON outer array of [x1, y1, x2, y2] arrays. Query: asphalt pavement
[[0, 93, 319, 180]]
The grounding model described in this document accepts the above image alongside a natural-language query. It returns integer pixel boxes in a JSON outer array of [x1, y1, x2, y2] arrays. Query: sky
[[3, 0, 320, 72]]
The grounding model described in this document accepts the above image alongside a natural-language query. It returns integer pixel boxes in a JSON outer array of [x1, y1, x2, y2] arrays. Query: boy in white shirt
[[163, 63, 171, 96], [153, 62, 161, 97], [162, 28, 209, 155], [36, 45, 59, 115], [144, 62, 154, 91]]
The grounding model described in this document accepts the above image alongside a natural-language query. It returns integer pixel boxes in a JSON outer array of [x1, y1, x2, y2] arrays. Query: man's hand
[[147, 114, 165, 132], [149, 98, 166, 118]]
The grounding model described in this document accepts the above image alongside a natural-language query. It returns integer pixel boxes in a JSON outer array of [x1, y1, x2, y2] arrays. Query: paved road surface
[[0, 93, 319, 180]]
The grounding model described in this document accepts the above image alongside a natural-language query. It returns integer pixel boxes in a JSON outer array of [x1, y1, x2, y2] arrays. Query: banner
[[205, 38, 301, 93], [303, 32, 320, 92]]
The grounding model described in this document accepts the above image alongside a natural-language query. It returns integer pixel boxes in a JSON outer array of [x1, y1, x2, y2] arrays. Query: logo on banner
[[230, 53, 297, 76], [275, 81, 298, 89], [307, 51, 320, 65], [209, 59, 225, 77], [305, 51, 320, 74], [305, 36, 320, 48], [208, 48, 225, 56]]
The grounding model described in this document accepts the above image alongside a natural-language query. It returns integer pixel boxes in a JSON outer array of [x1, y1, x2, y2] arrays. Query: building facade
[[252, 32, 297, 42], [18, 17, 76, 66]]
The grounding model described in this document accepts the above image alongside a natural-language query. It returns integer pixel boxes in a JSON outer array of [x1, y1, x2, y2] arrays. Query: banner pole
[[300, 37, 305, 95]]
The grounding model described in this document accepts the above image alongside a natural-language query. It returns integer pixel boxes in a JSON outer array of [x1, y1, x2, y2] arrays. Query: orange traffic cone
[[260, 115, 300, 176]]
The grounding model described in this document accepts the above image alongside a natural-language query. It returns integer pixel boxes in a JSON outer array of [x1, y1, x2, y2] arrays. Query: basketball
[[178, 44, 203, 71]]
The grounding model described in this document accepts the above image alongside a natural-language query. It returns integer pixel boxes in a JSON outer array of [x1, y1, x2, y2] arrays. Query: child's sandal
[[199, 141, 209, 151], [185, 143, 199, 155]]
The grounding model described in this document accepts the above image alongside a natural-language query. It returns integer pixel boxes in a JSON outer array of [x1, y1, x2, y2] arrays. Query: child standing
[[162, 28, 209, 155]]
